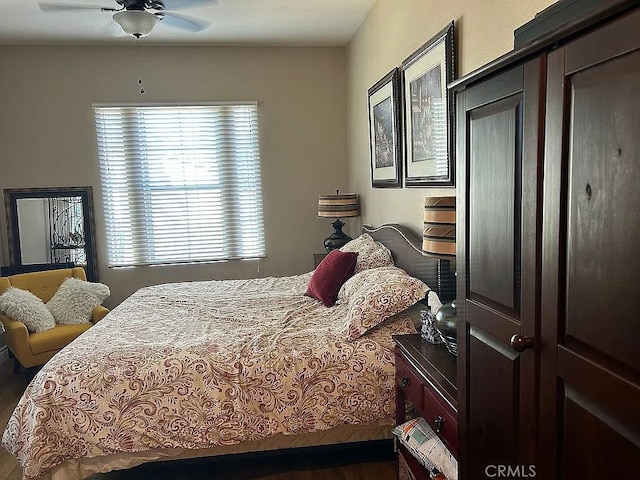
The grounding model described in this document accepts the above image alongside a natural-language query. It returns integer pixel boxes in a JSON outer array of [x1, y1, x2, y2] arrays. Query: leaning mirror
[[4, 187, 98, 281]]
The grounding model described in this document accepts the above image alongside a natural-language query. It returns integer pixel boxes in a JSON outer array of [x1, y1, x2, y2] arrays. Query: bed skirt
[[45, 418, 395, 480]]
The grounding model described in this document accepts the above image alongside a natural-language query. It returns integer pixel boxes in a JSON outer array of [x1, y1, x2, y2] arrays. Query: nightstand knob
[[510, 334, 534, 352], [401, 375, 409, 388], [434, 416, 444, 433]]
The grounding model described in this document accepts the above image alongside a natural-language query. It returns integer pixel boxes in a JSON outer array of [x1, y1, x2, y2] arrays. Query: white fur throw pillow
[[47, 277, 110, 325], [0, 287, 56, 333]]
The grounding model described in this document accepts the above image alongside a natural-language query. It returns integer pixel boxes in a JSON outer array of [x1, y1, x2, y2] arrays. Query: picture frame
[[368, 68, 402, 188], [401, 21, 455, 187]]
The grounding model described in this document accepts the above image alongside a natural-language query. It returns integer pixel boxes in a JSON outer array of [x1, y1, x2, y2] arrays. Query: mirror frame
[[3, 186, 98, 282]]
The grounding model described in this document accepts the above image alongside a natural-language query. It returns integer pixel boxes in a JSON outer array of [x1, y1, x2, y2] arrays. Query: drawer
[[423, 381, 458, 457], [395, 353, 424, 412]]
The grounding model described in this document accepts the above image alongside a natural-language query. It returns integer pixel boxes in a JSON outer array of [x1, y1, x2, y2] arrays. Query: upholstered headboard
[[363, 224, 456, 303]]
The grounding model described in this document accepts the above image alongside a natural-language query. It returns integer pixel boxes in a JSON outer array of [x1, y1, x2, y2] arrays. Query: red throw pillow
[[306, 250, 358, 307]]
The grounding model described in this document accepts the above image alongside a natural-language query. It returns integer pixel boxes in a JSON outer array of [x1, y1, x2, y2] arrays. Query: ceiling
[[0, 0, 378, 46]]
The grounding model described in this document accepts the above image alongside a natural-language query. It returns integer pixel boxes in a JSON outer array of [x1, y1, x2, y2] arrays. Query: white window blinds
[[94, 103, 265, 267]]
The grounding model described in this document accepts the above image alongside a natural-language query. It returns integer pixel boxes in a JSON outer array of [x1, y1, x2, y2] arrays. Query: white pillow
[[339, 234, 394, 273], [47, 277, 110, 325], [0, 287, 56, 333], [338, 266, 429, 340]]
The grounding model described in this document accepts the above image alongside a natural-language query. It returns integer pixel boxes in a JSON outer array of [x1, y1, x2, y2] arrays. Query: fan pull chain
[[136, 38, 145, 94]]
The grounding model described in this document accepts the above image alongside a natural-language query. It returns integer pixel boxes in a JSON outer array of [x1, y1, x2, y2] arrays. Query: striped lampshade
[[423, 196, 456, 257], [318, 193, 359, 218]]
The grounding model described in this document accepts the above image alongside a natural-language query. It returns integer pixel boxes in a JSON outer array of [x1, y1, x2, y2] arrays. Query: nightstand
[[394, 334, 458, 479]]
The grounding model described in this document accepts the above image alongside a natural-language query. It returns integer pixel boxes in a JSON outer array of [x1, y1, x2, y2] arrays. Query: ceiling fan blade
[[159, 0, 218, 11], [160, 12, 210, 32], [39, 2, 117, 12]]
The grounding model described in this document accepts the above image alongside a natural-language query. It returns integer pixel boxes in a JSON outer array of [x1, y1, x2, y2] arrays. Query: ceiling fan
[[38, 0, 217, 37]]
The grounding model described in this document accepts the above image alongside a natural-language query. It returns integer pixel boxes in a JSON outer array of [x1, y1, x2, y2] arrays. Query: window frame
[[93, 102, 265, 268]]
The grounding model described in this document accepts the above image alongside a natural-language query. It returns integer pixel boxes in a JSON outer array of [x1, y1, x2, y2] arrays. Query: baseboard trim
[[0, 345, 8, 365]]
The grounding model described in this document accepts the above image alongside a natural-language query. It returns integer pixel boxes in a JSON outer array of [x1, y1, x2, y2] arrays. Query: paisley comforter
[[2, 273, 415, 479]]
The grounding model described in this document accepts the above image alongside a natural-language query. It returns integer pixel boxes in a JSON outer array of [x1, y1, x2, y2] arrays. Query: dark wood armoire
[[452, 1, 640, 478]]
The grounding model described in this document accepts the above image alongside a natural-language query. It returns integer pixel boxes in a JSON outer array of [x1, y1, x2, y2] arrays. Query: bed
[[2, 224, 454, 480]]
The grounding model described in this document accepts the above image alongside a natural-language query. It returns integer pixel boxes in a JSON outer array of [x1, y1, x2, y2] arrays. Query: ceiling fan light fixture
[[113, 10, 158, 38]]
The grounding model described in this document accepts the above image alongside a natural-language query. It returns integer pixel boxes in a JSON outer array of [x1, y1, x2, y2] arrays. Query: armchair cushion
[[0, 287, 55, 333], [92, 305, 110, 324], [29, 323, 93, 355], [47, 277, 110, 325]]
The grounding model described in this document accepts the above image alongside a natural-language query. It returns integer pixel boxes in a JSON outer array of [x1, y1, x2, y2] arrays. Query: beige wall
[[346, 0, 556, 235], [0, 45, 348, 307]]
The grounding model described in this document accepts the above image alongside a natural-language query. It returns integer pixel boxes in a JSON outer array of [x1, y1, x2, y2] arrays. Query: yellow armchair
[[0, 267, 109, 373]]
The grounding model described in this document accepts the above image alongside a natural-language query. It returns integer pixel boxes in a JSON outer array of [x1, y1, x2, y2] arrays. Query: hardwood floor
[[0, 358, 31, 480], [0, 359, 397, 480]]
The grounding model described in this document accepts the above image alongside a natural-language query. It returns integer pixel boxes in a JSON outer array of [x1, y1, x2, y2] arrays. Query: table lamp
[[318, 191, 359, 252], [422, 196, 456, 257]]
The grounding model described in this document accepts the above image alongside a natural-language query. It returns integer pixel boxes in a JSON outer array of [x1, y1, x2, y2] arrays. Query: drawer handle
[[401, 375, 409, 388], [434, 416, 444, 434]]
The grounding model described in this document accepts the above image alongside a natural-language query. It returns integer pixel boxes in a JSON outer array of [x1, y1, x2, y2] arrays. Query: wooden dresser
[[394, 334, 457, 479], [452, 1, 640, 478]]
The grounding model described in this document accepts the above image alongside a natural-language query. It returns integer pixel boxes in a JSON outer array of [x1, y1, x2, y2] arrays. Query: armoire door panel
[[558, 346, 640, 434], [565, 48, 640, 371], [561, 393, 640, 478], [467, 331, 520, 476], [468, 95, 522, 314], [466, 300, 521, 346]]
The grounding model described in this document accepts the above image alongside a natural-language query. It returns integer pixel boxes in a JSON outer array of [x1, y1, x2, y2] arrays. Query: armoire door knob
[[510, 334, 534, 352]]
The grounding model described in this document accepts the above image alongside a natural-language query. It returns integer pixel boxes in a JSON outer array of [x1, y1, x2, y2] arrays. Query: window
[[94, 103, 265, 267]]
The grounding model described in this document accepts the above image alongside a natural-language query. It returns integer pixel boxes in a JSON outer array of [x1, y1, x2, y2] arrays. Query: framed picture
[[401, 21, 455, 187], [368, 68, 402, 188]]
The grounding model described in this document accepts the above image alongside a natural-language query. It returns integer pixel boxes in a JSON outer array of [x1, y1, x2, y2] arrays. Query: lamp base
[[323, 219, 352, 252]]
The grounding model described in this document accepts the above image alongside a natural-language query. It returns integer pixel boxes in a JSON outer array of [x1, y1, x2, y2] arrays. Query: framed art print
[[368, 68, 402, 188], [401, 21, 455, 187]]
